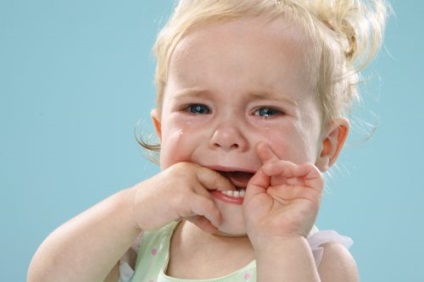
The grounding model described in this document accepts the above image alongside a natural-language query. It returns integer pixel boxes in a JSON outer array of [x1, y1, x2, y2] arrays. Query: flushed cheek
[[160, 127, 186, 166], [261, 129, 311, 163], [160, 123, 206, 167]]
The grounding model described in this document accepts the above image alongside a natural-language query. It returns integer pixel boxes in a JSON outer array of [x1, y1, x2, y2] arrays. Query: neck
[[167, 220, 255, 279], [180, 220, 252, 247]]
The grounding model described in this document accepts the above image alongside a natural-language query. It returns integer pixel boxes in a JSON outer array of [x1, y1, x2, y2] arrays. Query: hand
[[133, 162, 234, 233], [243, 143, 324, 245]]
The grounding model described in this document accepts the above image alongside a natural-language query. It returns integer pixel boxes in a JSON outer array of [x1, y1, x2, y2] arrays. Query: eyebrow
[[173, 88, 209, 99], [247, 91, 298, 106], [173, 87, 298, 106]]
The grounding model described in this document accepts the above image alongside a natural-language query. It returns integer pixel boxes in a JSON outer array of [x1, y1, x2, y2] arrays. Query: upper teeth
[[221, 190, 246, 198]]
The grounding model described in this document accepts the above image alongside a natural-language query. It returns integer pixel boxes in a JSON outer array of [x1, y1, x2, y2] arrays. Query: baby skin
[[134, 15, 356, 280], [28, 15, 358, 282], [142, 144, 325, 280]]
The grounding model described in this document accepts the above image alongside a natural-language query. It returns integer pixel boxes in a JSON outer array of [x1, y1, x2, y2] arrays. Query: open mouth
[[219, 171, 254, 188], [215, 170, 254, 200], [220, 189, 246, 199]]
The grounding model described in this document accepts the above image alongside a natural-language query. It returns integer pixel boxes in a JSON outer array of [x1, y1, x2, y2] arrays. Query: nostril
[[210, 126, 248, 151], [213, 142, 239, 149]]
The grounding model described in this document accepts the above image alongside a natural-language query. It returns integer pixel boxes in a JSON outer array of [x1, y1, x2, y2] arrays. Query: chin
[[216, 225, 247, 237], [214, 199, 247, 237]]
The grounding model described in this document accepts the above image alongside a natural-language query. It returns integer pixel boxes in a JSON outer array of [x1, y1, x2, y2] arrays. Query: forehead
[[166, 16, 316, 99], [174, 16, 311, 64]]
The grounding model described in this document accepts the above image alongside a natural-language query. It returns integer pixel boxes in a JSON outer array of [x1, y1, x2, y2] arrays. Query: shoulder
[[318, 242, 359, 282]]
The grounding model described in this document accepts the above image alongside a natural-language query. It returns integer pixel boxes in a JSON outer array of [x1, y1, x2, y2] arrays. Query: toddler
[[28, 0, 388, 281]]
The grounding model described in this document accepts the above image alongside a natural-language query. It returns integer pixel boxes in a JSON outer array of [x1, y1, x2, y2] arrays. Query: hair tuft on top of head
[[311, 0, 388, 69]]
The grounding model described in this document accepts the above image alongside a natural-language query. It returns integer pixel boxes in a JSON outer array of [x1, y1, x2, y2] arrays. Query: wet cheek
[[160, 123, 205, 168], [159, 128, 186, 167], [266, 136, 290, 158]]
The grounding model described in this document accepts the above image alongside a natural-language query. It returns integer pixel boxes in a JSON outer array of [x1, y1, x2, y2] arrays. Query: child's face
[[152, 17, 332, 235]]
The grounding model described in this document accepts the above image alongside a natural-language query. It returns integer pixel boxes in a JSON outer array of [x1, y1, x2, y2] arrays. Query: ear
[[316, 118, 349, 171], [150, 108, 162, 140]]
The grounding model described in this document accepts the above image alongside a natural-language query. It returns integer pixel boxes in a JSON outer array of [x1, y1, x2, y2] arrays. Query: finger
[[297, 164, 324, 192], [245, 167, 269, 197], [189, 195, 222, 228], [196, 166, 235, 192], [187, 216, 220, 234], [262, 160, 297, 177], [245, 143, 278, 193], [267, 185, 322, 207], [256, 142, 280, 164], [263, 162, 323, 190]]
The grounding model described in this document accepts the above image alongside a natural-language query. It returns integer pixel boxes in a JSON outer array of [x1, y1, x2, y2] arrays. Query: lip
[[202, 164, 255, 205], [212, 190, 245, 205], [206, 165, 256, 185], [206, 165, 256, 174]]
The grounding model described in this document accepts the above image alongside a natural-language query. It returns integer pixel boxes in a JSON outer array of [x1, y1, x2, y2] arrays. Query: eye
[[187, 104, 211, 115], [253, 107, 282, 117]]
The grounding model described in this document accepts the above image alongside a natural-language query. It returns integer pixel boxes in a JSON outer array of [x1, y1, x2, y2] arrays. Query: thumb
[[196, 166, 234, 192]]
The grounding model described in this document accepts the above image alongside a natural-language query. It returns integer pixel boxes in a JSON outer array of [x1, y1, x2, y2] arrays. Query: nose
[[209, 122, 249, 152]]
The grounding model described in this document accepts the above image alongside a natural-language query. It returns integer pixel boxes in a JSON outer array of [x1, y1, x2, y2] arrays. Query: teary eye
[[253, 107, 282, 117], [187, 104, 211, 114]]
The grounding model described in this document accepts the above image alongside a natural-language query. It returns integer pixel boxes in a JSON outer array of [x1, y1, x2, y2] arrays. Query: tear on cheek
[[167, 130, 184, 141]]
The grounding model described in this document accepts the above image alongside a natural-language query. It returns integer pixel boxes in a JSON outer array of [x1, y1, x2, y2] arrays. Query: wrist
[[253, 235, 319, 281], [251, 233, 308, 253]]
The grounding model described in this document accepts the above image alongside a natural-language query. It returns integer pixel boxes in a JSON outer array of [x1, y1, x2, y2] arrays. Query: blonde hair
[[140, 0, 389, 152]]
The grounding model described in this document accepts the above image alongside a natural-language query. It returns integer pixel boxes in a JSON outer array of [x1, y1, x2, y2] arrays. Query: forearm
[[28, 187, 141, 282], [255, 236, 320, 282]]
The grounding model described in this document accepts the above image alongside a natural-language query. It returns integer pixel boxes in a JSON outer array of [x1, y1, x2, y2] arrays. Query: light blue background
[[1, 1, 422, 281]]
